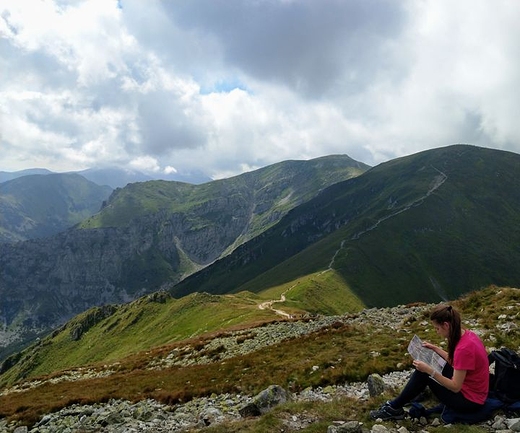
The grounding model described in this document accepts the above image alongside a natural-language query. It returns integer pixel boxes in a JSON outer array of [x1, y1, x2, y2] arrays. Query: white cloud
[[129, 156, 160, 173], [1, 0, 520, 178]]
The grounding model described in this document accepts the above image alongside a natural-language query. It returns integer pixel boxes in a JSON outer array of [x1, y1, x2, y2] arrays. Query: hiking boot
[[370, 401, 405, 420]]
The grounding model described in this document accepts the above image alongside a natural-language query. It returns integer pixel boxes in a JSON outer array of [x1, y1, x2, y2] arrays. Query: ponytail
[[430, 304, 461, 363]]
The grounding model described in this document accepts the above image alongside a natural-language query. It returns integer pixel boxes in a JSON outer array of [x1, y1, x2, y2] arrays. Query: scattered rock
[[509, 418, 520, 432], [492, 415, 508, 430], [430, 417, 441, 426], [367, 373, 385, 397], [239, 384, 289, 417], [238, 402, 261, 417], [327, 420, 362, 432]]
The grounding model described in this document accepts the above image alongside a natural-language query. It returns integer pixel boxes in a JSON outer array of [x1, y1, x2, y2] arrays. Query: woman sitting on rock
[[370, 304, 489, 421]]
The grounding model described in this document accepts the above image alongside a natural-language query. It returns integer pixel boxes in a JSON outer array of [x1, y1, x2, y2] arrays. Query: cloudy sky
[[1, 0, 519, 180]]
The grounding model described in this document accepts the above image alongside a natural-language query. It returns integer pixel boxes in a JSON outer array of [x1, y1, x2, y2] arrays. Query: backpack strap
[[489, 348, 516, 369]]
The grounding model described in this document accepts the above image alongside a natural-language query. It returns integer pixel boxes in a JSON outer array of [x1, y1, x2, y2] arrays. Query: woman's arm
[[431, 367, 466, 392], [413, 360, 466, 392]]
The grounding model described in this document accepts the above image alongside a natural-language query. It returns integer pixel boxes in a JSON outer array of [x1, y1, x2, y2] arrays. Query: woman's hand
[[421, 341, 437, 350], [421, 341, 448, 361], [412, 360, 432, 374]]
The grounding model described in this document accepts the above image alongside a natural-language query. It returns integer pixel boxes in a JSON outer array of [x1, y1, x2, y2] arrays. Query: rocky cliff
[[0, 155, 367, 359]]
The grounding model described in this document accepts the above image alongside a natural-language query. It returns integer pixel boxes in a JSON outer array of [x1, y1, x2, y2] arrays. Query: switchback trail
[[325, 166, 448, 272], [258, 283, 298, 318], [260, 167, 448, 312]]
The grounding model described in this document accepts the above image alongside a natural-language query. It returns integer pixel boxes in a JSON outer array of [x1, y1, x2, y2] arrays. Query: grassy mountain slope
[[172, 145, 520, 307], [0, 275, 365, 386], [0, 286, 518, 429], [0, 173, 112, 243], [0, 155, 368, 361], [79, 155, 369, 249], [0, 292, 270, 385]]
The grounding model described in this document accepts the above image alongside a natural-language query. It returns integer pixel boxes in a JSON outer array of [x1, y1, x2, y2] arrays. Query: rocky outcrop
[[238, 384, 290, 417], [69, 305, 118, 341]]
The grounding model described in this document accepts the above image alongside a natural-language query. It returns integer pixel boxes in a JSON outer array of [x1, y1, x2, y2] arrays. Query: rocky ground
[[0, 372, 398, 433], [1, 303, 519, 432], [2, 370, 519, 433]]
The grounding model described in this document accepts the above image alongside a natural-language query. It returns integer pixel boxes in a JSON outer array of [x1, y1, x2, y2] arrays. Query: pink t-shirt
[[453, 330, 489, 404]]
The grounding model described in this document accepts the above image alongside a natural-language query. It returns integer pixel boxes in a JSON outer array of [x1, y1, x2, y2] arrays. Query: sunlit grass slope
[[0, 278, 366, 387], [0, 292, 273, 386], [255, 270, 365, 316]]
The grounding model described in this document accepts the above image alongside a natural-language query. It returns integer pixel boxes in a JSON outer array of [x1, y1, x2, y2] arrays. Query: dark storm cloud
[[160, 0, 406, 97], [137, 92, 207, 155]]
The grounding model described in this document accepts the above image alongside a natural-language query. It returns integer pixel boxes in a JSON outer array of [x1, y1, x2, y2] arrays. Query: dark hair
[[430, 304, 461, 363]]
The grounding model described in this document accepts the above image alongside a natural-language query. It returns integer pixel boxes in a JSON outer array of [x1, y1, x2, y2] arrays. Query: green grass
[[0, 269, 366, 388], [0, 292, 277, 386], [256, 270, 365, 316]]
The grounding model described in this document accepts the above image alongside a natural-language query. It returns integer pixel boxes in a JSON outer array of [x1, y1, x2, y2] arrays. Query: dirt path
[[259, 167, 448, 314], [258, 284, 298, 318], [326, 166, 448, 267]]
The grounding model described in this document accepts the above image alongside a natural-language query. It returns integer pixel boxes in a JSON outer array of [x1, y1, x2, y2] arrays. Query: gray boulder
[[367, 373, 385, 397], [239, 385, 290, 417]]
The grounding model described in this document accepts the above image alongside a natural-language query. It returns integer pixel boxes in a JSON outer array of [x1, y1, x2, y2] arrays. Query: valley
[[1, 144, 520, 431]]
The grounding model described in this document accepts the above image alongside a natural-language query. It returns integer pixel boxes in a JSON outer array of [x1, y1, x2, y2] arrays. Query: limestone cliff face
[[1, 226, 167, 327], [0, 204, 249, 323], [0, 155, 369, 358], [0, 197, 273, 354]]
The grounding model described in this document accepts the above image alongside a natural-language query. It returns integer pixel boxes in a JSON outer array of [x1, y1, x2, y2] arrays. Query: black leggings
[[391, 364, 483, 413]]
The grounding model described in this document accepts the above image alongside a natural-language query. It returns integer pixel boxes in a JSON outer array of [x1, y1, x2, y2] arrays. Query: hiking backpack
[[488, 347, 520, 403]]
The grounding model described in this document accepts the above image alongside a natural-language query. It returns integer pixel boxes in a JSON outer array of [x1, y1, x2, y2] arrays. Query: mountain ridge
[[0, 154, 368, 359], [172, 144, 520, 307], [0, 166, 212, 188], [0, 173, 112, 243]]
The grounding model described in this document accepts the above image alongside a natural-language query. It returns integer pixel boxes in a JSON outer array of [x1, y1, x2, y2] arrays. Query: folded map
[[407, 334, 446, 374]]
